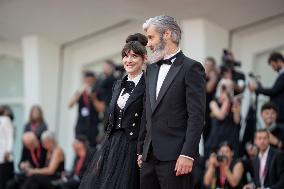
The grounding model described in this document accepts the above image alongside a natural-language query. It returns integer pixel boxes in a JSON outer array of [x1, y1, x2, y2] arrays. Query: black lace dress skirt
[[79, 129, 139, 189]]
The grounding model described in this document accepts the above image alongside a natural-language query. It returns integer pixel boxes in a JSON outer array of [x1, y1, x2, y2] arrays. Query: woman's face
[[122, 50, 144, 76], [31, 107, 41, 121], [218, 145, 233, 160]]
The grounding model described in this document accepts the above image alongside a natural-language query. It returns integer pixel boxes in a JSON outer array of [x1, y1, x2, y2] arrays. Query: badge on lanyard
[[81, 107, 90, 117]]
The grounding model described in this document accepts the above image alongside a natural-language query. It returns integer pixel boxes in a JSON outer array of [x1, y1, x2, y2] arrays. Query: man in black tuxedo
[[249, 52, 284, 124], [244, 129, 284, 189], [137, 15, 206, 189]]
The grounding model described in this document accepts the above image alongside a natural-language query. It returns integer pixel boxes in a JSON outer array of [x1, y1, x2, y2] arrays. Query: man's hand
[[269, 132, 280, 146], [175, 156, 193, 176], [137, 155, 143, 168], [248, 81, 258, 92]]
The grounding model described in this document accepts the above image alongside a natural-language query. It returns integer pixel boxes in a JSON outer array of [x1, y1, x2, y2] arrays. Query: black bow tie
[[122, 80, 135, 95], [157, 54, 178, 66]]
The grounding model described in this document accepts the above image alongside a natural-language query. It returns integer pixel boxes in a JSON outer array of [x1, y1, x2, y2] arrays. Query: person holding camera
[[204, 142, 245, 189], [68, 71, 106, 148], [249, 52, 284, 125], [205, 67, 241, 157]]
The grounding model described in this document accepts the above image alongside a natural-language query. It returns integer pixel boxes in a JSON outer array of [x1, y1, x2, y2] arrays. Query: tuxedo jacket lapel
[[153, 53, 185, 113], [124, 74, 145, 112], [148, 64, 159, 112]]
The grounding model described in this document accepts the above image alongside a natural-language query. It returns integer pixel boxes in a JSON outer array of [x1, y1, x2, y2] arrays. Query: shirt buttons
[[130, 132, 133, 136], [132, 123, 135, 126], [135, 113, 138, 117], [118, 124, 121, 127]]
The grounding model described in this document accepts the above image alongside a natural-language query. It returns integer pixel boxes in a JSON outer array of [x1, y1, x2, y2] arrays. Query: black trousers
[[140, 148, 194, 189], [0, 162, 14, 189]]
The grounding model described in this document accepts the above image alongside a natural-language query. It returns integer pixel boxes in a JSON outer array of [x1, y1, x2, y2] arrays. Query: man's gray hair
[[143, 15, 182, 45], [41, 130, 56, 143]]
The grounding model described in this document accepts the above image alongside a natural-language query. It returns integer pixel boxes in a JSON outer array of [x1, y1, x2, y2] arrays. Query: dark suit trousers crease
[[140, 148, 194, 189]]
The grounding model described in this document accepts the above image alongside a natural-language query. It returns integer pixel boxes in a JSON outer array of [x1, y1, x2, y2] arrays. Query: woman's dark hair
[[218, 141, 233, 151], [121, 33, 147, 58], [29, 105, 45, 124], [0, 105, 14, 121]]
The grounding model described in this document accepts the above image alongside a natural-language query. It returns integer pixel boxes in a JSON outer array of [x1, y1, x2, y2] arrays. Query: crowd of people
[[0, 15, 284, 189]]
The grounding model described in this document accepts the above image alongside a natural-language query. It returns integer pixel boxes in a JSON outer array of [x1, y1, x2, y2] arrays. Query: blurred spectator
[[260, 102, 284, 150], [21, 130, 65, 189], [6, 132, 47, 189], [244, 129, 284, 189], [100, 60, 116, 106], [52, 135, 94, 189], [69, 71, 105, 148], [221, 49, 246, 95], [204, 57, 219, 143], [249, 52, 284, 124], [24, 105, 47, 139], [204, 142, 245, 189], [0, 105, 14, 189], [205, 75, 241, 157]]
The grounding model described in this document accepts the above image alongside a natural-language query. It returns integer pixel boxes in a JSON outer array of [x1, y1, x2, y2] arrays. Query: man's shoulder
[[181, 55, 203, 68]]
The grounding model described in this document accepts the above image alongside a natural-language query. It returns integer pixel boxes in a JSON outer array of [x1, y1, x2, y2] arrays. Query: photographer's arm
[[256, 75, 284, 97], [225, 162, 244, 187], [203, 163, 216, 187], [210, 99, 229, 120]]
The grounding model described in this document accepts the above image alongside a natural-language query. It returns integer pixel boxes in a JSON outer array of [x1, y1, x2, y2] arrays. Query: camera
[[216, 154, 228, 162], [222, 49, 242, 68]]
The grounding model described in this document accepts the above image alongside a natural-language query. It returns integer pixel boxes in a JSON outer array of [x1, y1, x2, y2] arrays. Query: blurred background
[[1, 0, 284, 188]]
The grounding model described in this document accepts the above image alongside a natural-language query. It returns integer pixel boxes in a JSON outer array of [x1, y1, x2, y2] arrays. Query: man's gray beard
[[148, 41, 166, 64]]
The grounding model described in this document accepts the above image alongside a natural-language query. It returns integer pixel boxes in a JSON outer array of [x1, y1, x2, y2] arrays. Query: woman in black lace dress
[[79, 33, 147, 189]]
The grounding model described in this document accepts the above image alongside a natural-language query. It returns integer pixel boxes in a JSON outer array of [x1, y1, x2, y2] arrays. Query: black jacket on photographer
[[256, 70, 284, 124]]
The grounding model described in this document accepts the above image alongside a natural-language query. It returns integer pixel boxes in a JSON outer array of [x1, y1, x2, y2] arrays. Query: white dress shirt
[[156, 49, 180, 99], [258, 146, 270, 187], [117, 72, 143, 109], [0, 116, 14, 164]]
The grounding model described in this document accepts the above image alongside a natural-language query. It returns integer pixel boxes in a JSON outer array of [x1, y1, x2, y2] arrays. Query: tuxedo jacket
[[138, 51, 206, 161], [252, 147, 284, 189], [256, 72, 284, 123], [105, 74, 145, 140]]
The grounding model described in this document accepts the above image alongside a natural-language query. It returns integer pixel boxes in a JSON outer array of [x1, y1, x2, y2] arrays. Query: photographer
[[204, 142, 245, 189], [205, 66, 241, 157], [249, 52, 284, 124], [222, 49, 246, 95], [204, 57, 219, 143]]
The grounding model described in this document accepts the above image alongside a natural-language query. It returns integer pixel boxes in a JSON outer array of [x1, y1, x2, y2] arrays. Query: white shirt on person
[[0, 116, 14, 164], [156, 49, 180, 99]]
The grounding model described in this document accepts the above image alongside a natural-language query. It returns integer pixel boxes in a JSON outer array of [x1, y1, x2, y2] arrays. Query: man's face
[[145, 26, 166, 63], [269, 61, 281, 72], [84, 76, 95, 86], [261, 108, 277, 127], [254, 131, 269, 152]]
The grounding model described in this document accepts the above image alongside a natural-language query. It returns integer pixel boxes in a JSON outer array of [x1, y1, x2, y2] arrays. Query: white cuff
[[180, 155, 194, 161]]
